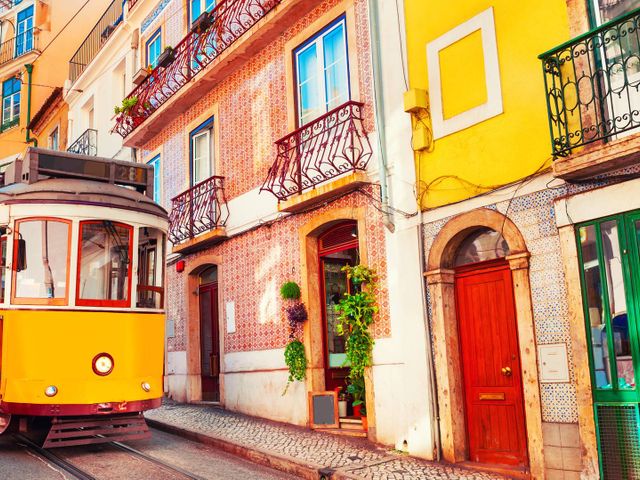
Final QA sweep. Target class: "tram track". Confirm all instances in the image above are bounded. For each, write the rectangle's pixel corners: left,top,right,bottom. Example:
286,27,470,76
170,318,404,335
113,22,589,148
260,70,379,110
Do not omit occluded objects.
14,431,205,480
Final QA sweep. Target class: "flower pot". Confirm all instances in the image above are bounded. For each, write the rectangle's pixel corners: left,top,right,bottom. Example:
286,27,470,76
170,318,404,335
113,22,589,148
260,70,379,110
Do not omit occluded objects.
191,12,212,33
338,400,347,418
157,49,175,68
361,415,368,431
132,68,149,86
353,404,362,417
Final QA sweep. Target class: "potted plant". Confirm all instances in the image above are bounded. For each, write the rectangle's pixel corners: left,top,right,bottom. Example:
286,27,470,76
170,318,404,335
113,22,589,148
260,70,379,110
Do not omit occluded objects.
337,387,348,417
286,301,307,328
280,281,301,300
132,67,150,86
282,338,307,395
157,46,175,68
346,376,365,417
114,96,139,115
191,11,213,33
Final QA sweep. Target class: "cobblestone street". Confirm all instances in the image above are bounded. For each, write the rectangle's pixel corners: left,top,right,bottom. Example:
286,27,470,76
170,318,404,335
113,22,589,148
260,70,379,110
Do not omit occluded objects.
146,403,510,479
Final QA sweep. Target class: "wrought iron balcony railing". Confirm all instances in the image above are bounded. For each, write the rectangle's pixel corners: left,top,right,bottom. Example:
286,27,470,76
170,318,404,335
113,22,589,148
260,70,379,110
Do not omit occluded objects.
128,0,140,11
69,0,123,84
540,8,640,157
169,175,229,245
261,101,373,201
112,0,281,138
67,129,98,156
0,28,38,66
0,0,20,14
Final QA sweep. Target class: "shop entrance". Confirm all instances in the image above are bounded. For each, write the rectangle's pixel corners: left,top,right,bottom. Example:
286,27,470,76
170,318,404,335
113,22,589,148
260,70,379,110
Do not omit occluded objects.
318,221,359,392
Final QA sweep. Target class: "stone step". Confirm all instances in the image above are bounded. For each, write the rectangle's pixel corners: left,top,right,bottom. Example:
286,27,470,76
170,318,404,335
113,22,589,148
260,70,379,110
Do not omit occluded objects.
316,427,367,438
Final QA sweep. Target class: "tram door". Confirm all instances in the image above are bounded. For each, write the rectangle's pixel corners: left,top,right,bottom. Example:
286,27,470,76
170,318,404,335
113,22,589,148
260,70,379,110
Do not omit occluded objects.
199,267,220,401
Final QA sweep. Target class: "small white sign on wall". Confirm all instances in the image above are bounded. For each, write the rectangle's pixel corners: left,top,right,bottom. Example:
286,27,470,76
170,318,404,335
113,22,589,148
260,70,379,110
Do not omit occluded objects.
226,301,236,333
538,343,570,383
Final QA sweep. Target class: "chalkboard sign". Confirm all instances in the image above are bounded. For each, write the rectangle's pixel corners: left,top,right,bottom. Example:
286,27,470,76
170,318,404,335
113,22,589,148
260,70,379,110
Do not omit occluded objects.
308,391,339,429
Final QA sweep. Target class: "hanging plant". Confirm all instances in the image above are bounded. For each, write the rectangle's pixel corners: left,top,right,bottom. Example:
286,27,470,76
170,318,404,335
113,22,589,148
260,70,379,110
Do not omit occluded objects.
283,338,307,395
286,301,307,327
280,281,301,300
114,96,139,115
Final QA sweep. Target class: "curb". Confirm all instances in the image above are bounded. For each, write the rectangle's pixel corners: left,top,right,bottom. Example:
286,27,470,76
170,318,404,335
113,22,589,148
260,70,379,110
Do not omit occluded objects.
146,418,336,480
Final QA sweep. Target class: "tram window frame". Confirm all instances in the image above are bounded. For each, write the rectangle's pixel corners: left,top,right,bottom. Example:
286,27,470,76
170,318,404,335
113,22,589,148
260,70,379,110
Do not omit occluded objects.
136,227,165,309
11,217,72,306
76,220,134,308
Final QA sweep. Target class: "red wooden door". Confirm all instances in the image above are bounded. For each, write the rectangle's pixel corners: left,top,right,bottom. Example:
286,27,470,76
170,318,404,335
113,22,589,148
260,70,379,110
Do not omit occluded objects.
455,261,528,467
199,282,220,401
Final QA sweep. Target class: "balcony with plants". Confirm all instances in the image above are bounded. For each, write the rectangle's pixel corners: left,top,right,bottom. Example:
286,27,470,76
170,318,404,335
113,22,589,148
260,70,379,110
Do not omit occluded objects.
112,0,319,146
260,101,373,213
169,175,230,254
540,8,640,179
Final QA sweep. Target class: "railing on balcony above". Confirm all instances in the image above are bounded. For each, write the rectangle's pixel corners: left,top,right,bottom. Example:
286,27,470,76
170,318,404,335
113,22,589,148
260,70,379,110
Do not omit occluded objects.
67,129,98,156
112,0,282,138
128,0,140,11
0,0,20,14
540,8,640,157
261,101,373,201
0,28,38,66
169,175,229,245
69,0,123,84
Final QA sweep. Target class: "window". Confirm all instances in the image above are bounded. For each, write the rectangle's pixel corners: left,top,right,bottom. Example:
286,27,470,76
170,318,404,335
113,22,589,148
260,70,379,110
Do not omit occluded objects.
0,236,6,302
77,221,132,307
592,0,640,24
12,218,71,305
137,227,165,309
15,5,34,57
48,126,59,150
147,154,161,204
190,117,214,185
146,28,162,69
190,0,215,25
294,17,350,126
2,78,20,130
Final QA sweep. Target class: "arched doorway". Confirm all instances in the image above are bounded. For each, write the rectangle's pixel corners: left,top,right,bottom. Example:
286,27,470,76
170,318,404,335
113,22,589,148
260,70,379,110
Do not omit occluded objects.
318,221,359,392
199,265,220,401
425,208,544,478
453,228,528,467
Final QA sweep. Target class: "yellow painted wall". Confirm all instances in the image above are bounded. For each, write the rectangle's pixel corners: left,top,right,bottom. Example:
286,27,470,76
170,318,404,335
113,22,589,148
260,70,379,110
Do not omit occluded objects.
405,1,571,209
0,0,111,161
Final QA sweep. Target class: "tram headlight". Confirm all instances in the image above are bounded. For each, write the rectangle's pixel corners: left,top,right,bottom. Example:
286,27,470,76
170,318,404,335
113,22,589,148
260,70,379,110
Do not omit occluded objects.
44,385,58,397
92,353,114,376
141,382,151,392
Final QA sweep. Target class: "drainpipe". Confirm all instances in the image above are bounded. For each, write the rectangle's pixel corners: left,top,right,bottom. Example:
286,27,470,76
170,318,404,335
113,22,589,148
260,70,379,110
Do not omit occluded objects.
368,0,393,233
24,63,37,147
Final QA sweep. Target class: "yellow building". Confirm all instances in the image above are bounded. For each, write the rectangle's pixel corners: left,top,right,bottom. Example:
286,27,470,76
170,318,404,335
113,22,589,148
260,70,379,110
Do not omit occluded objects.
402,0,640,479
0,0,110,162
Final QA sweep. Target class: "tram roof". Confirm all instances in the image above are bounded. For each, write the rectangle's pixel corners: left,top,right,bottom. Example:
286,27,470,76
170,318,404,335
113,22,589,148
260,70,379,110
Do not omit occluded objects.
0,148,167,218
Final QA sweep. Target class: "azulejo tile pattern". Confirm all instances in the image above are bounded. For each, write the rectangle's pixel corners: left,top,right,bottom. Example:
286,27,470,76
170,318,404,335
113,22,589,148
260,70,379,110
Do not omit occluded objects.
141,0,172,33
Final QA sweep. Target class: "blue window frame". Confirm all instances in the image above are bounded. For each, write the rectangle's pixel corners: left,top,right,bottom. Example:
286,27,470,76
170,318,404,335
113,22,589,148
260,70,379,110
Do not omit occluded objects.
189,117,214,186
146,28,162,69
15,5,34,57
147,155,161,204
294,16,350,127
190,0,216,25
2,78,20,129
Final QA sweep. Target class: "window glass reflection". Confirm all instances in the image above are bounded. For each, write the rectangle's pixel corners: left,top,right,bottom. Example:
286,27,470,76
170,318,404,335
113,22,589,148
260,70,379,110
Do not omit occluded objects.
137,227,165,309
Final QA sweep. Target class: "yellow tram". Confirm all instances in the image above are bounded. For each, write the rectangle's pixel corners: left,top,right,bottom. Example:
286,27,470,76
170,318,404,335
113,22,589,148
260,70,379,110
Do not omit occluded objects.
0,148,167,447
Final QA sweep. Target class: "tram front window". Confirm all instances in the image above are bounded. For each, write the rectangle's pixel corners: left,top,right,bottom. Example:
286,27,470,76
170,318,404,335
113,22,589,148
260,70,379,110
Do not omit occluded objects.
137,227,165,309
13,219,70,303
78,221,132,306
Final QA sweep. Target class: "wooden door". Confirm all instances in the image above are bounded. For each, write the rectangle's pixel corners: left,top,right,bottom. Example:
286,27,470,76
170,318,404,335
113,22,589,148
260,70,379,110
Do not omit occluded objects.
199,282,220,401
455,261,528,467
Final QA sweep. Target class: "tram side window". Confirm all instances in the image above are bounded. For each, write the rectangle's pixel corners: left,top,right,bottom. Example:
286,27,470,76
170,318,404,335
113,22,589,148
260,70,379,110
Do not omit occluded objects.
137,227,165,309
1,236,6,302
77,221,132,306
13,219,70,303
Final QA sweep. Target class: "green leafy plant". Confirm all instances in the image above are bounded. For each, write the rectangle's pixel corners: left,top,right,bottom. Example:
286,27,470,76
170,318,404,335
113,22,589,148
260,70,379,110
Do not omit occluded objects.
346,376,365,408
114,96,139,115
283,339,307,395
280,281,301,300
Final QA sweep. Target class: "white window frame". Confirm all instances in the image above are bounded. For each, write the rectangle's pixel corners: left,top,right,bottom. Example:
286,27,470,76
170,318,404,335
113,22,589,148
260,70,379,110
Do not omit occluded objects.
147,154,162,204
191,129,213,185
48,125,60,150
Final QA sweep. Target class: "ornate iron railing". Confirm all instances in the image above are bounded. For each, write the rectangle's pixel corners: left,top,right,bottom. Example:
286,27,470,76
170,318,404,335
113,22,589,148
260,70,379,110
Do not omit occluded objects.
0,1,20,14
69,0,123,84
128,0,140,11
261,101,372,201
67,129,98,156
0,28,38,66
112,0,281,138
169,175,229,244
540,8,640,156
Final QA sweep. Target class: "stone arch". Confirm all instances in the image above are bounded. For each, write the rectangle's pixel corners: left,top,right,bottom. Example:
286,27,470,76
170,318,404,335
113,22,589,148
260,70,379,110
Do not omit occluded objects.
424,208,544,479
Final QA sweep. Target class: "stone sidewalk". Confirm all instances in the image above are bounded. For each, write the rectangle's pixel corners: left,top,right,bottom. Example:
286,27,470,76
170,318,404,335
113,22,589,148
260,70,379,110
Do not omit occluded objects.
145,402,511,480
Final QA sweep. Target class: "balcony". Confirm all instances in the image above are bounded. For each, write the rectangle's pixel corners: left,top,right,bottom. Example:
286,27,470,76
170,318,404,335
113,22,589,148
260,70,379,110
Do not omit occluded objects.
540,8,640,179
0,28,38,67
0,1,20,14
261,101,372,213
67,129,97,156
112,0,318,146
69,0,123,84
169,175,229,253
